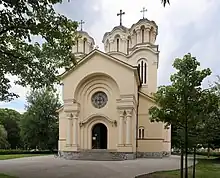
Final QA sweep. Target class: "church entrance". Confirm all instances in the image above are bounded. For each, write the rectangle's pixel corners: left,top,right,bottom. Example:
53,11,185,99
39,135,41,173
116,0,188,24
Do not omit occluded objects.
92,123,107,149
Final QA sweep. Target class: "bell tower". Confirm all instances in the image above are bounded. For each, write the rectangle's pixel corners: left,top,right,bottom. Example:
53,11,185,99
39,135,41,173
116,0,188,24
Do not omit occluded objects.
72,20,95,60
102,8,159,94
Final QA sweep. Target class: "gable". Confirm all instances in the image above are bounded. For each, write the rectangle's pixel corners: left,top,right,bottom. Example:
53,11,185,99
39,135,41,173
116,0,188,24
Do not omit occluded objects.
61,50,141,101
60,49,139,81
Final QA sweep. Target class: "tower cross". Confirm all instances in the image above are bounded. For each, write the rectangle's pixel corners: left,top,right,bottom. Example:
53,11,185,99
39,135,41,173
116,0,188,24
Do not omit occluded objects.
117,9,125,26
79,20,85,31
140,7,147,19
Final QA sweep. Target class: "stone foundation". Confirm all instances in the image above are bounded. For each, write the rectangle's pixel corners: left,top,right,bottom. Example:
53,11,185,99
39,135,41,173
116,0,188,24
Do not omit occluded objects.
58,150,171,160
59,150,136,161
136,151,171,158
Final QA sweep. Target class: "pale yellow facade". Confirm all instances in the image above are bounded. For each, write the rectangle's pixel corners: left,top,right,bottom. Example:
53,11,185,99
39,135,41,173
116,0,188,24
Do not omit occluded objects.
58,18,171,159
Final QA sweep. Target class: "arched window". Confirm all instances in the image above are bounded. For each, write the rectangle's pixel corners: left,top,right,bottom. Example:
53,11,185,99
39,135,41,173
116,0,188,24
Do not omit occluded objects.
141,26,145,43
117,38,119,52
138,127,145,139
115,34,120,52
138,59,148,85
133,30,137,45
127,36,131,55
76,39,79,52
83,38,87,53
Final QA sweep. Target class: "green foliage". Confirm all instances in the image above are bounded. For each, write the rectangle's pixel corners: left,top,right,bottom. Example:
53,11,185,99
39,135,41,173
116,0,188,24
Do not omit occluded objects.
0,125,10,149
149,53,211,146
0,0,78,101
0,109,22,149
20,88,60,150
0,149,55,155
149,53,212,178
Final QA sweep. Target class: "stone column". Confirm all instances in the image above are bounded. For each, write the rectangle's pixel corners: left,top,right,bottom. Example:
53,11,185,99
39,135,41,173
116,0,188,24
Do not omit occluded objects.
146,28,150,43
66,113,73,146
126,109,132,145
118,110,125,145
72,112,79,146
136,29,141,44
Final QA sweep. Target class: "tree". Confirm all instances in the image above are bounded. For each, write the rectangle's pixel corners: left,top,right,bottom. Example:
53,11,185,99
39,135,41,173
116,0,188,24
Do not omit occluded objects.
0,124,10,149
161,0,170,6
199,80,220,154
149,53,211,178
0,108,22,149
0,0,78,101
20,88,60,150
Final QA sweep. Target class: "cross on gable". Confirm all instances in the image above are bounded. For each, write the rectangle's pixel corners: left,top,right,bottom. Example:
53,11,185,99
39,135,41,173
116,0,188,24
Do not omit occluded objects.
140,7,147,19
78,20,85,31
117,9,125,26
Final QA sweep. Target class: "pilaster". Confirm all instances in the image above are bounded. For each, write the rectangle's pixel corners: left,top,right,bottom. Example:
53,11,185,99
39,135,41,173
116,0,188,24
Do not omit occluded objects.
66,113,73,147
125,109,132,146
64,99,80,151
118,109,125,146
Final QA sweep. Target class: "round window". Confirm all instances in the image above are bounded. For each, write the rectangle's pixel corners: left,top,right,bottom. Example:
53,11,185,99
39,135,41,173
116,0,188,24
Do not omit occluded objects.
91,91,108,109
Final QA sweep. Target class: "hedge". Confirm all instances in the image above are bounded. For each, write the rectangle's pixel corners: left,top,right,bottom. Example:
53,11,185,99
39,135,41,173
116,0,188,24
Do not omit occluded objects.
172,151,220,157
0,149,56,155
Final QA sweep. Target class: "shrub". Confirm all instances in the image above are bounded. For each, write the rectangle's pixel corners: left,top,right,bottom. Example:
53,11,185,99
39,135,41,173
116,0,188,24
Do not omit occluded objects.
0,149,55,155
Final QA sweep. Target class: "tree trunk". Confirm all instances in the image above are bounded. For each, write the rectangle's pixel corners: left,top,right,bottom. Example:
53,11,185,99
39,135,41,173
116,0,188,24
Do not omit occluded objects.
207,146,210,158
181,145,184,178
192,146,196,178
185,119,188,178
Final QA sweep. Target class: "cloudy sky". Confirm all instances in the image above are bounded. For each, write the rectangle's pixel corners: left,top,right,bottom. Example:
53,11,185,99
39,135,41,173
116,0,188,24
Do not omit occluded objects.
1,0,220,113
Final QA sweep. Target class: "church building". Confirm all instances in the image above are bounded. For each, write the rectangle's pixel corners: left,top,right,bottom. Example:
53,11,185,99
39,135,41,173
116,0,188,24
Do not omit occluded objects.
57,10,171,160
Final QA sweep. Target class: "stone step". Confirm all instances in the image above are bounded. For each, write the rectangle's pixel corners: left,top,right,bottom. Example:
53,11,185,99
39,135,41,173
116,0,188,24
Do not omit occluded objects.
78,151,124,161
61,150,125,161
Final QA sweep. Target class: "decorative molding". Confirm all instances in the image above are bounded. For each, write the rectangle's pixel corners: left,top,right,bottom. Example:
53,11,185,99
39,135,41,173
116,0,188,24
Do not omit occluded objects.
118,109,126,117
137,138,164,141
66,112,73,120
59,139,66,141
125,109,133,117
80,113,116,127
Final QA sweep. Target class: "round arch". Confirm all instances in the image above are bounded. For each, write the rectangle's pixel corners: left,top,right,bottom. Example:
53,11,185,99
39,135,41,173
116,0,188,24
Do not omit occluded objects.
87,117,109,149
91,123,108,149
74,72,120,101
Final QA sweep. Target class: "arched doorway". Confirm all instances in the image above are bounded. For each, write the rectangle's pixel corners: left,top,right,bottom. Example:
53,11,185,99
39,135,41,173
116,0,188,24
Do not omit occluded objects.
92,123,107,149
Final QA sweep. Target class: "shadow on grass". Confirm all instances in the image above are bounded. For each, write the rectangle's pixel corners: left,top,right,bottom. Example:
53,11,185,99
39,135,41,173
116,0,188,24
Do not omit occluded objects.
135,157,220,178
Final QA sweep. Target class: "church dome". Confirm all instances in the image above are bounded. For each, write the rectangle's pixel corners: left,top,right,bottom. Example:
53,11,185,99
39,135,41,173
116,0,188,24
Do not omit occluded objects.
72,31,95,59
129,18,158,46
102,17,158,55
102,25,129,54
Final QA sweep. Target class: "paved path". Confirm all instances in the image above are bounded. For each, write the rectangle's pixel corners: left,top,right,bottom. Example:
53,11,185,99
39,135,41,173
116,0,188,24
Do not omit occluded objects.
0,155,193,178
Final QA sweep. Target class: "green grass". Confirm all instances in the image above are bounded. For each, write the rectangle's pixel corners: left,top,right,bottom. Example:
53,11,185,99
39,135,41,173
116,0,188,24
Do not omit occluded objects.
0,154,48,160
141,158,220,178
0,173,17,178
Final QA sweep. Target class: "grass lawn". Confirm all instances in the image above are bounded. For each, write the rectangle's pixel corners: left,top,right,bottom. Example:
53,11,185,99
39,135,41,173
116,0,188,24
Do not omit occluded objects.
0,173,17,178
0,154,48,160
139,158,220,178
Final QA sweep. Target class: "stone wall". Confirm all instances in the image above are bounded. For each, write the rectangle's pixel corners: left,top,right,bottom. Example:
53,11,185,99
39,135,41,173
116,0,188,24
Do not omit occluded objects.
58,151,171,161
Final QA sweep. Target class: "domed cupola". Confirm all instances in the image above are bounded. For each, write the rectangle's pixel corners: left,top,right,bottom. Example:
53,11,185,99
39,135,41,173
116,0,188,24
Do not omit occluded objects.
102,25,129,54
72,30,95,60
129,18,158,48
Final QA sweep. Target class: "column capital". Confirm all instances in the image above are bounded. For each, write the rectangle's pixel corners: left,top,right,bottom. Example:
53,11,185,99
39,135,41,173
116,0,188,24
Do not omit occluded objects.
125,109,133,117
146,27,151,32
72,111,79,119
118,109,125,117
66,111,79,120
66,112,73,120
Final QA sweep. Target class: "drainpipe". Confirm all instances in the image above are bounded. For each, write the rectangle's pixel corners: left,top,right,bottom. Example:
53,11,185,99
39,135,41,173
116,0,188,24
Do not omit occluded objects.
136,85,141,158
